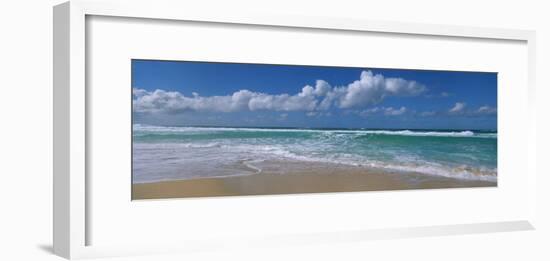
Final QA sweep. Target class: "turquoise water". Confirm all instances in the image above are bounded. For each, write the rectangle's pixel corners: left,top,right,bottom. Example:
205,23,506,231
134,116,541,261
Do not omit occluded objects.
132,124,497,183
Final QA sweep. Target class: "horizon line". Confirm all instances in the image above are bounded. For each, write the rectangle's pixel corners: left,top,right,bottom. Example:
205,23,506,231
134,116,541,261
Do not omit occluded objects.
132,123,497,132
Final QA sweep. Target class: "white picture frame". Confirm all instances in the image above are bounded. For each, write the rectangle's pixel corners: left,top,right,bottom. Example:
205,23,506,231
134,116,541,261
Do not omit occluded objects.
53,0,537,259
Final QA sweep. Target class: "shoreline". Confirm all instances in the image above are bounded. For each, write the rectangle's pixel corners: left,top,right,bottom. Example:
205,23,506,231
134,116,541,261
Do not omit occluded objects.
132,162,496,200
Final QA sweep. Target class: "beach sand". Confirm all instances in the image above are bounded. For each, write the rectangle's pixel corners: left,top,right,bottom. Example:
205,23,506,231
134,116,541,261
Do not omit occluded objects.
132,160,496,200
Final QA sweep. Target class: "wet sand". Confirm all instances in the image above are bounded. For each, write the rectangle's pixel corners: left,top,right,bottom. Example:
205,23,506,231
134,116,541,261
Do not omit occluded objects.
132,161,496,200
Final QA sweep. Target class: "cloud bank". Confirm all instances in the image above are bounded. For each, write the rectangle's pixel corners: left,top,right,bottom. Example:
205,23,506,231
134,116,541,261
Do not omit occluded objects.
476,105,497,115
358,106,408,117
447,102,496,116
133,70,426,114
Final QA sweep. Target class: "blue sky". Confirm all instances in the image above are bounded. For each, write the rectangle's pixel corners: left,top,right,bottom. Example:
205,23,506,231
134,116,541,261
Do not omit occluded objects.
132,60,497,130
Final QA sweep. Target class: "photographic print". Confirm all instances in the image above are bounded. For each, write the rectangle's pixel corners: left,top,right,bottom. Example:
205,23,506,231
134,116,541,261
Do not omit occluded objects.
132,60,497,199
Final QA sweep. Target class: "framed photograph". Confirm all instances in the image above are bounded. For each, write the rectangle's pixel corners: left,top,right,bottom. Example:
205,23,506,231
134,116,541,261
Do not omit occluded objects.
54,0,537,259
131,60,499,200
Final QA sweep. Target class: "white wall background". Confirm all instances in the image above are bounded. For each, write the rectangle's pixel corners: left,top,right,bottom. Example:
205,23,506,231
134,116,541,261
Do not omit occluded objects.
0,0,548,260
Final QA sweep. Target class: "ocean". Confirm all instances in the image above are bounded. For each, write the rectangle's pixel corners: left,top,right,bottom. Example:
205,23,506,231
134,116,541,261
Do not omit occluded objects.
132,124,497,184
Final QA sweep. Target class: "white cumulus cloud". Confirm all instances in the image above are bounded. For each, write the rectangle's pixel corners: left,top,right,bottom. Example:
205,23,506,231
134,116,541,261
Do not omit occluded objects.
337,71,426,109
449,102,466,114
476,105,497,115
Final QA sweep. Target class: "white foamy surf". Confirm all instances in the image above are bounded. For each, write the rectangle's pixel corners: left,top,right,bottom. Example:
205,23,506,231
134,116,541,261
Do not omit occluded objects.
132,125,497,183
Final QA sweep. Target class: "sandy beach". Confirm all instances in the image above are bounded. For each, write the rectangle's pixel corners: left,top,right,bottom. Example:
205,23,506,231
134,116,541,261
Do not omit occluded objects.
132,161,495,200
